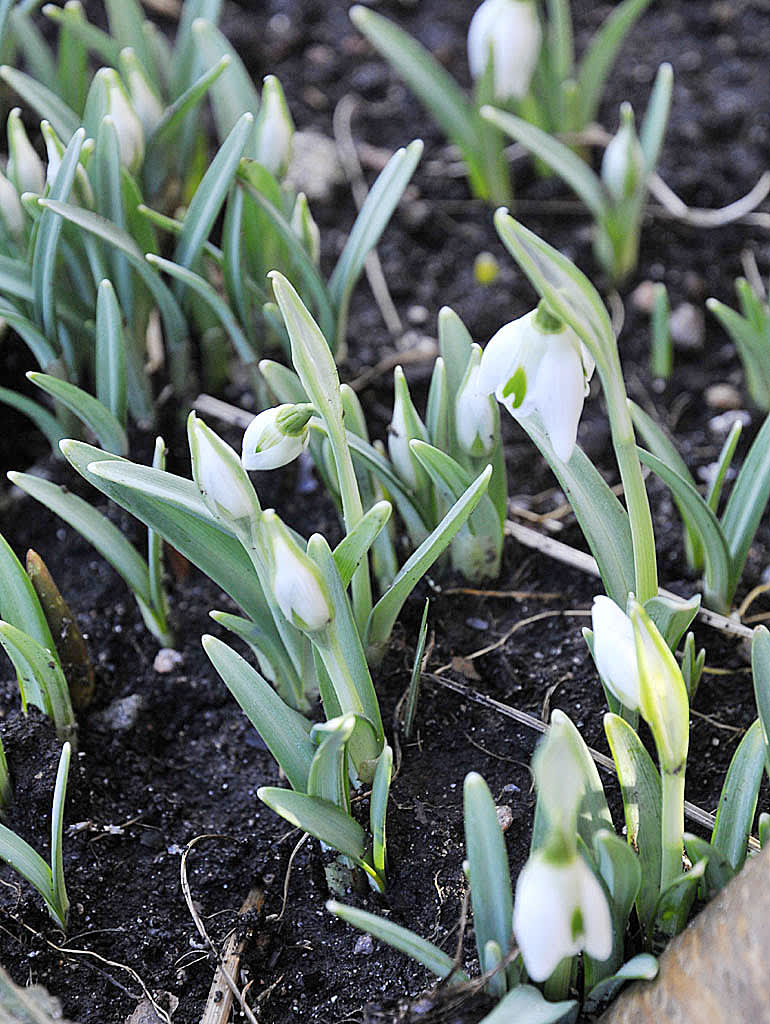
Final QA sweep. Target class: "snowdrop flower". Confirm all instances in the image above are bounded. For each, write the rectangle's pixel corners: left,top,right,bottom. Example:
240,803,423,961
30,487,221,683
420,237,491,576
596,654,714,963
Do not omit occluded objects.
513,849,613,981
455,345,497,457
0,169,24,237
262,511,333,633
601,103,645,203
591,595,640,711
188,413,257,523
6,108,45,195
255,75,294,179
478,303,595,462
242,403,313,471
467,0,542,102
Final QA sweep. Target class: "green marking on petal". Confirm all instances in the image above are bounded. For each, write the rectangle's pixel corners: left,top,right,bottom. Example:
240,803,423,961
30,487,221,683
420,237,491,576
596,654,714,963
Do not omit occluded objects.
502,366,527,408
570,905,584,941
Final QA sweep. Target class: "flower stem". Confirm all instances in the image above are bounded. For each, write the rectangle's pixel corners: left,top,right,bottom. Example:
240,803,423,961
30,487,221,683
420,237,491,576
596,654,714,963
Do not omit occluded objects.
660,768,685,890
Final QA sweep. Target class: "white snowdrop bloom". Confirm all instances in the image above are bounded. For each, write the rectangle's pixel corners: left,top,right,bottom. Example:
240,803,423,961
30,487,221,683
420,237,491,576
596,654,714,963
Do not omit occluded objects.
242,405,311,471
467,0,542,101
513,850,613,982
591,595,641,711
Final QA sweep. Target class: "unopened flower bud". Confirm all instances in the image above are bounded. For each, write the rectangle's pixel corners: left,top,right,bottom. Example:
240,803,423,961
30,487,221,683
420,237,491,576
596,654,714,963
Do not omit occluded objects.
291,192,321,266
119,48,164,135
242,403,313,471
7,108,45,195
0,168,24,237
188,412,258,524
86,68,145,174
467,0,542,102
254,75,294,179
601,103,645,203
388,366,429,491
455,344,497,457
262,510,333,633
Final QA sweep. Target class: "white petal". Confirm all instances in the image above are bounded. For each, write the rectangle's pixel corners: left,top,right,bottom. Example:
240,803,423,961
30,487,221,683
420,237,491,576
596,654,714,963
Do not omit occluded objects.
592,596,640,710
241,408,307,470
477,310,539,399
195,428,254,520
492,2,542,100
513,856,581,982
532,332,585,462
576,858,614,963
467,0,499,80
272,536,331,632
456,363,496,456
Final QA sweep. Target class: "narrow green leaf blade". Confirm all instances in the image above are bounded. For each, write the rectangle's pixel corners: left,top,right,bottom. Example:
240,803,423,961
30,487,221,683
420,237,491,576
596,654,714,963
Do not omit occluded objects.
0,64,80,140
464,772,513,969
711,719,764,871
95,280,127,425
0,823,60,927
721,413,770,597
28,373,128,456
478,985,577,1024
333,501,391,588
0,531,55,655
258,787,366,862
370,745,392,879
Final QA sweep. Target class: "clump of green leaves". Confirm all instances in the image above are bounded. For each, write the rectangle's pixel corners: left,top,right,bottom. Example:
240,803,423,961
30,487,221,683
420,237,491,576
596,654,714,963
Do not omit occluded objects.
708,269,770,411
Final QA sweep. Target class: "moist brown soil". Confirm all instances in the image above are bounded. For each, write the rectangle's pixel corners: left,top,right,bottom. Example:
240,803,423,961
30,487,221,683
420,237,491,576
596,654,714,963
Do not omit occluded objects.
1,2,770,1022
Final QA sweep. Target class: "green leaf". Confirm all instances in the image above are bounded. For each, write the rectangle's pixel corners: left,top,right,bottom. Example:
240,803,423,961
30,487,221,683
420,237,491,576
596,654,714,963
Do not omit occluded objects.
522,416,635,607
752,626,770,778
706,420,742,515
682,834,734,898
370,745,392,880
94,280,127,426
146,254,255,363
258,787,366,862
639,63,673,170
0,822,61,928
604,713,661,931
59,444,268,626
493,211,615,366
38,199,191,391
0,531,56,656
584,954,658,1015
0,388,66,452
332,501,391,588
711,719,764,872
33,128,85,342
404,599,429,740
307,714,355,809
576,0,653,127
28,373,128,456
0,64,80,141
643,593,700,652
653,858,706,938
104,0,156,87
463,772,513,973
326,900,465,981
0,254,34,303
0,302,58,370
174,112,254,272
587,830,641,983
50,741,70,927
348,6,486,197
42,3,122,66
328,140,422,346
203,635,314,792
707,298,770,409
0,622,74,740
191,18,259,147
478,985,578,1024
721,413,770,599
366,465,491,654
482,107,605,217
637,447,731,612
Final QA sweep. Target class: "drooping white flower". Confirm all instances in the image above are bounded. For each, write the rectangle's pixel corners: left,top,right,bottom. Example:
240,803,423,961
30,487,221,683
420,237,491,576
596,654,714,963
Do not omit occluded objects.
188,412,257,523
591,595,641,711
255,75,294,179
455,345,497,457
513,850,613,982
467,0,542,102
241,404,312,471
262,511,333,633
601,103,645,203
478,305,595,462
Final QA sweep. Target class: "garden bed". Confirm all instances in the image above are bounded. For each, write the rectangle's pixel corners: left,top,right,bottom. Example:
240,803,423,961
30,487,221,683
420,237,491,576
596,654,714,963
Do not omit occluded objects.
1,1,769,1022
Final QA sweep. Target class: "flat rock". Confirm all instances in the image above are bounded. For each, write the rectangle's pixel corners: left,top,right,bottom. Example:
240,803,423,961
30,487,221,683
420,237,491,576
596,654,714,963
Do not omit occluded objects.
285,130,344,201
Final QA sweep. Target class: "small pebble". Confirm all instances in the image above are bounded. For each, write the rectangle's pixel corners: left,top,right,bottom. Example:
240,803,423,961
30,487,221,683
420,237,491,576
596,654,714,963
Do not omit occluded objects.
708,409,751,436
285,131,344,201
354,934,374,956
496,805,513,832
631,280,658,314
465,617,488,631
705,383,742,411
670,303,705,350
93,694,143,733
153,648,183,674
406,304,429,326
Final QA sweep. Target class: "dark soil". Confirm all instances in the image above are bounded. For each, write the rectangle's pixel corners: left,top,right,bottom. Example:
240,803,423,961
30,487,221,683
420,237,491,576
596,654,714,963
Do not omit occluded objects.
1,1,770,1023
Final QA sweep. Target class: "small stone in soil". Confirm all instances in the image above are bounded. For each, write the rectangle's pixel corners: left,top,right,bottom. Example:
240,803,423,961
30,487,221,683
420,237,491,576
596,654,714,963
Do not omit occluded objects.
465,617,488,631
496,805,513,832
631,280,658,314
708,409,751,436
705,383,742,410
670,303,705,350
153,648,183,674
92,694,143,732
354,934,375,955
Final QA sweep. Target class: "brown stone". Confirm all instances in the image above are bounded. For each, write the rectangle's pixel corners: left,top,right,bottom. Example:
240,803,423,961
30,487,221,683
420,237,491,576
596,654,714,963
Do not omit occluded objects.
600,846,770,1023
